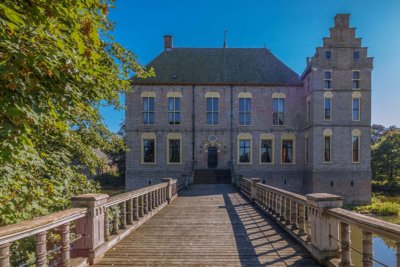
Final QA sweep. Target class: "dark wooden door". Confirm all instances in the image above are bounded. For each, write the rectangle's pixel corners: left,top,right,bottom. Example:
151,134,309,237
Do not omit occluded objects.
208,147,218,168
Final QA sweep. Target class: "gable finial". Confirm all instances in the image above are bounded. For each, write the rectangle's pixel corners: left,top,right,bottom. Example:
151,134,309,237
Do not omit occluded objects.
223,30,228,48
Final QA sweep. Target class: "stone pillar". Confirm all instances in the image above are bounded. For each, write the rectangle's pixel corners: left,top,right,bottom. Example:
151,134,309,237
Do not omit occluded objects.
0,243,10,267
71,193,109,262
362,231,373,267
127,198,133,225
120,202,127,229
143,194,148,214
104,207,110,241
285,198,291,225
133,197,139,220
162,178,173,203
290,201,298,230
306,193,343,261
298,204,306,235
35,231,47,267
60,223,70,267
339,222,353,267
250,178,262,203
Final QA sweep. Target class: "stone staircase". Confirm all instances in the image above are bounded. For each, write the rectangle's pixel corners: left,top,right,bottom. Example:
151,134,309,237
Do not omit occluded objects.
193,169,231,184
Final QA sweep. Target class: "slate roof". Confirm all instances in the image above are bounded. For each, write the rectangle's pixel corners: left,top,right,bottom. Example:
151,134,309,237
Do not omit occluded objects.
133,48,302,86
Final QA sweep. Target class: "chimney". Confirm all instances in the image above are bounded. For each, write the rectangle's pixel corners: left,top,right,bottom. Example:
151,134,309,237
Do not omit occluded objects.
334,14,350,28
164,35,173,50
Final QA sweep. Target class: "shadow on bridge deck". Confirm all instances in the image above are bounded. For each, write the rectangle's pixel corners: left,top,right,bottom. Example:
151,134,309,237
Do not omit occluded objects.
92,184,321,267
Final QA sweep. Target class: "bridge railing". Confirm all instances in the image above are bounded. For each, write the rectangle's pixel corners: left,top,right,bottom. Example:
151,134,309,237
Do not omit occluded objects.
0,178,178,267
239,177,400,267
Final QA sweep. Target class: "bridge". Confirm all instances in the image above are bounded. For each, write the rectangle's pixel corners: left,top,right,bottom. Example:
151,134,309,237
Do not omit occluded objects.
1,177,400,267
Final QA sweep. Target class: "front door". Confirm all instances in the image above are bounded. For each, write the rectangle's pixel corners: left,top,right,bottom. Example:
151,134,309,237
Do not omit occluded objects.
208,147,218,168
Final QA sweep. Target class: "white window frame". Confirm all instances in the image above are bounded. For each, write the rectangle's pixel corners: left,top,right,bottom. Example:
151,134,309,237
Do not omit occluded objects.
352,70,360,90
324,70,332,90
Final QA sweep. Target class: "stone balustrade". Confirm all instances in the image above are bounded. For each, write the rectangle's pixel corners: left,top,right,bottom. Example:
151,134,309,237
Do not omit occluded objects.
239,177,400,267
0,179,178,267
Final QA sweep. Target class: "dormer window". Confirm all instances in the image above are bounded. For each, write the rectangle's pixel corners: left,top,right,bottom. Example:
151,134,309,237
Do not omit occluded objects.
353,51,360,59
325,51,332,59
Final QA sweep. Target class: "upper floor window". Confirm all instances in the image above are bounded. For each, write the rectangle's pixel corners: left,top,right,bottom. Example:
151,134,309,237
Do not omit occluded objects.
352,129,361,163
323,129,333,163
352,98,360,121
167,133,182,164
207,98,219,125
324,71,332,89
238,133,252,164
325,50,332,59
272,93,285,126
306,98,311,124
352,71,360,89
239,95,251,125
305,136,309,163
260,134,274,164
143,97,155,125
324,97,332,121
353,51,360,59
168,97,181,124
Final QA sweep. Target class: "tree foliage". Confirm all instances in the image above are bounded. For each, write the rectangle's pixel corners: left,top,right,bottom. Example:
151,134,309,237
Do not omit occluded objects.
0,0,153,225
372,127,400,183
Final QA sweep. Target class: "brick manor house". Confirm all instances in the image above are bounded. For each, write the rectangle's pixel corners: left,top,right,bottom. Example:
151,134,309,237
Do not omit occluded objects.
127,14,373,203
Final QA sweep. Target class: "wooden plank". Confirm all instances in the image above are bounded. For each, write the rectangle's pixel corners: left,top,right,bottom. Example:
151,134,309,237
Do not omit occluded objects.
92,184,321,266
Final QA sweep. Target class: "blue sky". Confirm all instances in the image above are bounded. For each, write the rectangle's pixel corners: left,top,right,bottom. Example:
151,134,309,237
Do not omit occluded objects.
100,0,400,132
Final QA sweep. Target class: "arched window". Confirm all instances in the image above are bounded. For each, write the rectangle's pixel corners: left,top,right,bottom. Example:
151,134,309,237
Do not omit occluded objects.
323,92,333,121
352,129,361,163
352,92,361,121
323,129,333,163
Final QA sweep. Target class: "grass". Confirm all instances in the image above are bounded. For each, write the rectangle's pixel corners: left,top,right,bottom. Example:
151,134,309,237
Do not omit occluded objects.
351,196,400,216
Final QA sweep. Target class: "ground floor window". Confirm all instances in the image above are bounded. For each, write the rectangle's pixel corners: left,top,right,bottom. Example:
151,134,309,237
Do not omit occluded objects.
143,139,155,163
260,139,273,163
352,135,360,163
281,140,294,163
168,139,181,163
239,140,251,163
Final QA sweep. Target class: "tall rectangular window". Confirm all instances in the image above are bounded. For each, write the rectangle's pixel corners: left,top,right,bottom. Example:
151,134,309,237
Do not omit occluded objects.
143,139,155,163
324,136,331,163
207,98,219,125
305,137,309,163
352,98,360,121
143,97,154,124
324,98,331,120
168,97,181,124
239,139,251,163
352,71,360,89
353,51,360,59
261,139,273,163
324,71,332,89
352,136,360,163
306,100,311,124
282,140,293,163
168,139,181,163
273,98,285,125
239,98,251,125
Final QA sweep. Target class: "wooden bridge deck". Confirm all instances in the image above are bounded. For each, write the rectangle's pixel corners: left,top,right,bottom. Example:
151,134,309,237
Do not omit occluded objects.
92,184,321,266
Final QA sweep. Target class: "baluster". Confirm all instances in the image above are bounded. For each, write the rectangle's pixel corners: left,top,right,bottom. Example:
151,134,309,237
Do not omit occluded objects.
134,197,139,220
60,223,70,267
269,191,273,211
285,198,291,225
290,201,298,230
120,202,127,229
397,242,400,267
152,191,156,209
298,204,306,235
157,189,160,206
339,222,352,267
148,192,153,211
362,231,373,267
104,207,110,241
0,243,10,267
127,198,133,225
280,196,286,221
272,192,276,214
35,231,47,267
276,194,280,217
306,206,312,242
112,207,119,234
144,194,148,214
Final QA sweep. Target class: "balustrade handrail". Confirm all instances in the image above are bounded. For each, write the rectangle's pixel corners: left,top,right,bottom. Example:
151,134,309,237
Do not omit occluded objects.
327,207,400,241
0,208,87,245
256,182,307,205
106,182,169,208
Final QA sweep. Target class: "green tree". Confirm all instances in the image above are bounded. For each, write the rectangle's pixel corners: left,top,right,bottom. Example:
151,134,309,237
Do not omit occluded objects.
0,0,153,225
372,129,400,183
